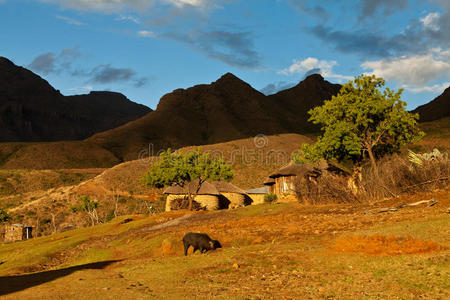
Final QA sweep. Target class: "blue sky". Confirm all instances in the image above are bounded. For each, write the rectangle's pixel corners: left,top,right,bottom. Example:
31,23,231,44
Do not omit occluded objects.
1,0,449,110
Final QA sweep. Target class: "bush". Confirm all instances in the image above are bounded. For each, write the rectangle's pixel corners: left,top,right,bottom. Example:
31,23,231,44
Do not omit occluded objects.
294,150,449,204
169,198,204,211
295,173,358,204
105,210,115,222
264,193,278,203
0,208,10,223
360,150,449,200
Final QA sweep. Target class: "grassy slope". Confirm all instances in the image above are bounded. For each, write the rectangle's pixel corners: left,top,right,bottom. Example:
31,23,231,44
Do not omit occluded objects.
416,117,450,149
0,133,311,236
0,115,447,171
0,190,449,299
0,141,120,170
0,169,104,198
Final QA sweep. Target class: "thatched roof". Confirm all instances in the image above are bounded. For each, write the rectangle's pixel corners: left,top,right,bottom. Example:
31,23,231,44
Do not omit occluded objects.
269,161,314,179
263,177,275,185
246,187,269,194
269,160,349,179
212,181,246,194
163,181,219,195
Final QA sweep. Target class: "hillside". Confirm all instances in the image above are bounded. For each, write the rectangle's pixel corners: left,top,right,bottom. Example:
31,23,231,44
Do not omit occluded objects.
0,141,120,169
0,69,448,170
0,57,151,142
0,190,448,299
413,86,450,122
0,133,312,236
87,73,341,161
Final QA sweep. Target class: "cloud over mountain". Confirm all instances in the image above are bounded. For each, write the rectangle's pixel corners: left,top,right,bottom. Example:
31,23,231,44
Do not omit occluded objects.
163,29,262,69
28,48,150,87
362,48,450,93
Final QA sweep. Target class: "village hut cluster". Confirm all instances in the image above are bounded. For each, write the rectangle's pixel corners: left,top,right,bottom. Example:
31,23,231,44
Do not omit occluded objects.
164,161,346,211
164,160,349,211
164,181,251,211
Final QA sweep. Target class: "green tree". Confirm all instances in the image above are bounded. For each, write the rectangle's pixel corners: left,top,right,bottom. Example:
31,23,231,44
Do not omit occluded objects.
293,75,424,176
70,196,100,226
0,208,10,223
143,148,233,210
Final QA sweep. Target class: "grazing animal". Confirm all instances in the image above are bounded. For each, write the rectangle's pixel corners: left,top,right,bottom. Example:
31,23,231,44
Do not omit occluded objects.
182,232,222,256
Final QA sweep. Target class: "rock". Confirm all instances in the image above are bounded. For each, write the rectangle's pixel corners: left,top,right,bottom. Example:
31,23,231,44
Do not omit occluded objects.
162,239,175,255
251,237,263,244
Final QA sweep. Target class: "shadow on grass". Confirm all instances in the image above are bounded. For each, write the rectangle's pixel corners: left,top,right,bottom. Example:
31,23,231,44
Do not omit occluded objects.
0,260,121,296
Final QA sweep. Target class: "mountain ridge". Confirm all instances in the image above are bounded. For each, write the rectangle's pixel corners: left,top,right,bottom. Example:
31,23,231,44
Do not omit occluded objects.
87,73,341,161
412,86,450,122
0,57,151,142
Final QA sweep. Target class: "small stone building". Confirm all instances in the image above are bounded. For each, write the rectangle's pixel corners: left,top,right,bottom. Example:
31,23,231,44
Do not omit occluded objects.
164,181,221,211
245,186,270,205
268,160,348,199
212,181,250,208
164,181,250,211
4,224,33,242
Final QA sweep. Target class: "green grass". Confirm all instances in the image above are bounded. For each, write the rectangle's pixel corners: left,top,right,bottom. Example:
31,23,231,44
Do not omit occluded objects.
233,202,289,217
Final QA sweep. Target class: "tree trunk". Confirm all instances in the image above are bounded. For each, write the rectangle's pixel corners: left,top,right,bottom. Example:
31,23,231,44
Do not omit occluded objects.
188,192,193,211
367,147,379,178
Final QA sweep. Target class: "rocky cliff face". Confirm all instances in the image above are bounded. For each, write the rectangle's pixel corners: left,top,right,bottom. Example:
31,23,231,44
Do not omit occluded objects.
0,57,151,142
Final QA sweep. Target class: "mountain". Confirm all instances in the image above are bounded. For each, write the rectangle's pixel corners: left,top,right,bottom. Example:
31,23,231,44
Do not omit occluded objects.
412,86,450,122
0,57,151,142
87,73,341,160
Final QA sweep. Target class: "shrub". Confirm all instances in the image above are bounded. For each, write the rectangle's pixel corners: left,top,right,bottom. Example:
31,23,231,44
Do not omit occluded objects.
294,150,449,203
0,208,10,223
264,193,277,203
295,173,357,204
105,210,115,222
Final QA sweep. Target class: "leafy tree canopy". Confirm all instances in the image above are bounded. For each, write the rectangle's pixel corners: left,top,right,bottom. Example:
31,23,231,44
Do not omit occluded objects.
293,75,424,173
143,148,233,209
0,208,10,223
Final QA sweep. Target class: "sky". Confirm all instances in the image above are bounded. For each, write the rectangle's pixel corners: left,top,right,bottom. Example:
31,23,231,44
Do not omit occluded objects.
1,0,449,110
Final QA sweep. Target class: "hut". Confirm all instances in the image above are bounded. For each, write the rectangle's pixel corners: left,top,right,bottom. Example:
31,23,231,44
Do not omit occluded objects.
246,186,269,205
263,177,275,194
268,160,347,199
4,224,33,242
164,181,252,211
268,162,314,197
164,181,220,211
212,181,250,209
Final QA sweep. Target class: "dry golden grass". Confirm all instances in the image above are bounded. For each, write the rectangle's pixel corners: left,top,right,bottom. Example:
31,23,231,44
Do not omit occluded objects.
0,141,120,169
0,189,449,299
331,234,442,255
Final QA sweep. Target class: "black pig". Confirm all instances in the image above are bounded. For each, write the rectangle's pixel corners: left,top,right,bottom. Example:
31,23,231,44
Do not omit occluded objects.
182,232,222,256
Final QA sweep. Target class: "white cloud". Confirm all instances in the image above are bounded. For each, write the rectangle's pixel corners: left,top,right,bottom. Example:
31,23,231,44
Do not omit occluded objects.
138,30,157,38
362,49,450,93
56,15,85,26
165,0,207,7
404,82,450,93
41,0,154,13
40,0,215,13
69,85,93,93
116,15,140,23
421,12,440,31
278,57,352,82
361,50,450,86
